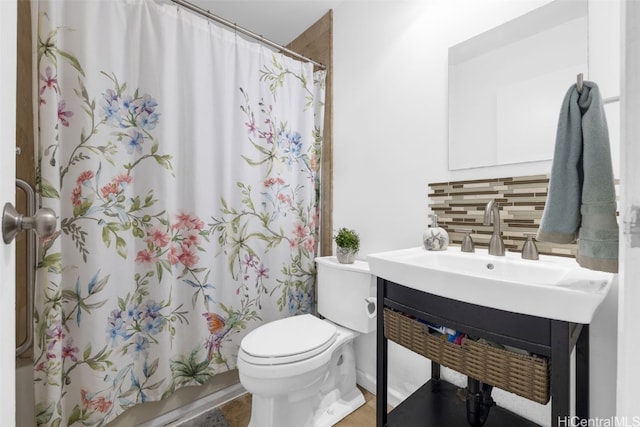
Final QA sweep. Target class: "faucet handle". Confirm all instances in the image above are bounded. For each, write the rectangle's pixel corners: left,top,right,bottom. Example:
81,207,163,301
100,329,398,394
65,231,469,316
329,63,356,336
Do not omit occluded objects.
522,232,539,260
455,228,475,253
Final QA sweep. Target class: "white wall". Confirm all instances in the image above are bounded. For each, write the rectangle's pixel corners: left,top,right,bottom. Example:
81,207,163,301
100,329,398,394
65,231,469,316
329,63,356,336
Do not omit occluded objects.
333,0,620,424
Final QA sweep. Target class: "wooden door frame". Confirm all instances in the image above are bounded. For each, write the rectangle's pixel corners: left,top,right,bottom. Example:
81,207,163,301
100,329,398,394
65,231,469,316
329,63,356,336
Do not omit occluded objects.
287,10,334,257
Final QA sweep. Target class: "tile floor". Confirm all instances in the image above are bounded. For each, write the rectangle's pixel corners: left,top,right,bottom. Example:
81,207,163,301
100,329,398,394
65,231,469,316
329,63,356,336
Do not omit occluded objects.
218,386,378,427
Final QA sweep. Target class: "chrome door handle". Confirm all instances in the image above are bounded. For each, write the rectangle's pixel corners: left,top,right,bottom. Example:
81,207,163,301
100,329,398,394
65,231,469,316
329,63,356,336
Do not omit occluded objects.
2,202,57,244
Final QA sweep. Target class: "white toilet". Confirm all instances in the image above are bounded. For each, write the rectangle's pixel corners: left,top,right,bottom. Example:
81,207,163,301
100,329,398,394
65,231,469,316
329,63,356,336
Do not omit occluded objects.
237,256,376,427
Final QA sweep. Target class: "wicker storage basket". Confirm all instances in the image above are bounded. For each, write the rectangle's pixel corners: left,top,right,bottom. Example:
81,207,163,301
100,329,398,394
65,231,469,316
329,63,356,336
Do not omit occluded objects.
383,308,550,404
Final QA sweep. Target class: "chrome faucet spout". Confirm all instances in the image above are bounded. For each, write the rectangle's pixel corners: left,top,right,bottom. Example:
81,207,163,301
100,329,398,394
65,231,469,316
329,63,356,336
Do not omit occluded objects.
483,200,505,256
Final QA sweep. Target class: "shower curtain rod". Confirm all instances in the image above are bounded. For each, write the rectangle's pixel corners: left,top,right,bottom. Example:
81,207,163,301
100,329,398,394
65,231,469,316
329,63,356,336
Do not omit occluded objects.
170,0,326,70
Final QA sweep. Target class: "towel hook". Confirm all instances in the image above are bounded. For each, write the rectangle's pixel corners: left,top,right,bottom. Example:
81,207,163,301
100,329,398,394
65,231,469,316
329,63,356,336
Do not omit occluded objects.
577,73,584,94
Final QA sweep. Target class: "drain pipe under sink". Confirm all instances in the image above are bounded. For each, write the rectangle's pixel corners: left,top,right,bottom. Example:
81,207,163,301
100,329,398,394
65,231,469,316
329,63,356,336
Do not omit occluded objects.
466,377,495,427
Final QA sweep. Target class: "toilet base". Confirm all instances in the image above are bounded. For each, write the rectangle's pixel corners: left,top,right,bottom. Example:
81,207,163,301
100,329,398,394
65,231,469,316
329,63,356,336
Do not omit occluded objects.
247,382,365,427
312,387,365,427
243,328,364,427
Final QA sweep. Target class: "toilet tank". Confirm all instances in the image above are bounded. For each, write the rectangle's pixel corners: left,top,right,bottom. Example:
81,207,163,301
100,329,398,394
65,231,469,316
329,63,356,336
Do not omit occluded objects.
316,256,376,334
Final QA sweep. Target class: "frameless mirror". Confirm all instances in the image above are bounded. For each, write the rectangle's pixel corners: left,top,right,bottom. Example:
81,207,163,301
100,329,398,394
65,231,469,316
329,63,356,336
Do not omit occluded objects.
448,0,588,170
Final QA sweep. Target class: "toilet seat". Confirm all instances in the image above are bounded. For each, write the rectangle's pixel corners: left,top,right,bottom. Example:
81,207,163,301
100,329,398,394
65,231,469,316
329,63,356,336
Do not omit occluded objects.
240,314,337,365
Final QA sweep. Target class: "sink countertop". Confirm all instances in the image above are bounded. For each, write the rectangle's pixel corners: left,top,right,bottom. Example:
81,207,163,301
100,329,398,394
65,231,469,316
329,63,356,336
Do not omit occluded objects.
367,247,613,324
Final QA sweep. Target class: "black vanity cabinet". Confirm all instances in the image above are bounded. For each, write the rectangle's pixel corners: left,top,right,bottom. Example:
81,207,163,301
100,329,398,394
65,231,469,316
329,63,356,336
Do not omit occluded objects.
376,277,590,427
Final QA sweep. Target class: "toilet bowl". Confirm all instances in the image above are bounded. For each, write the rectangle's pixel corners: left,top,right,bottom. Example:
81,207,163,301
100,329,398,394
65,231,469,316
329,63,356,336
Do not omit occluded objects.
237,256,376,427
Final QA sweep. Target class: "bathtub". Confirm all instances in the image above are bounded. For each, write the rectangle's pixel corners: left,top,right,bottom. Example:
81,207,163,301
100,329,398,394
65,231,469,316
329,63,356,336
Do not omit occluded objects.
16,357,35,427
15,359,245,426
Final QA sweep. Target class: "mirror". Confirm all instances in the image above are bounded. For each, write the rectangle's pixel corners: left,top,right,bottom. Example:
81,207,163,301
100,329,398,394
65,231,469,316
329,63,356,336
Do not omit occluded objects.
448,0,588,170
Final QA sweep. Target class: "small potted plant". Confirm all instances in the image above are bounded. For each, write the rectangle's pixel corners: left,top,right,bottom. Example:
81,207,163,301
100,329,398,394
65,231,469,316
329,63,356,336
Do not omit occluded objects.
334,227,360,264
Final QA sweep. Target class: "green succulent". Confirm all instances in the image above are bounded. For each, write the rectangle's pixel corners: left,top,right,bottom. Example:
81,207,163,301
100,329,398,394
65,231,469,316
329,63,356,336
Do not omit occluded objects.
334,227,360,252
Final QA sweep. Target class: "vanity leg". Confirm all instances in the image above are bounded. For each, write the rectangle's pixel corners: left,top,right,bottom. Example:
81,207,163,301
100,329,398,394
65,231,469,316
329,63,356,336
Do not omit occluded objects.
551,321,571,427
377,278,387,427
576,324,590,420
431,361,441,381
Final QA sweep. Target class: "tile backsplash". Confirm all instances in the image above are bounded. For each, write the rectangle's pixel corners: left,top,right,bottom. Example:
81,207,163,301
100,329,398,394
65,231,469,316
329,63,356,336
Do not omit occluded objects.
429,174,576,257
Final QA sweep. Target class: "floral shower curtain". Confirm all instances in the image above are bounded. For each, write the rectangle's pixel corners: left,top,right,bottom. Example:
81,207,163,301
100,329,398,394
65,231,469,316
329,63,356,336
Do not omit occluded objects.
33,0,325,425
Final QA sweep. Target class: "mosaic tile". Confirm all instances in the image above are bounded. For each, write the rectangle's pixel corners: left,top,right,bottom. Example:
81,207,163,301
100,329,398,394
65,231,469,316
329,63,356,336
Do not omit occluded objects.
428,174,580,257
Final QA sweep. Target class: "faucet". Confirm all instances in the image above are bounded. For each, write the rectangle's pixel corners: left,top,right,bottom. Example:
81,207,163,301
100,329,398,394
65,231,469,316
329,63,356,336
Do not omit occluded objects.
455,228,475,253
483,200,505,256
521,232,539,260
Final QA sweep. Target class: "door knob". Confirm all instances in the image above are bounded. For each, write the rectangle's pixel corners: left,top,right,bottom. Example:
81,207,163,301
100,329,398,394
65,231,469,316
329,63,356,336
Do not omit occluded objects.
2,202,57,244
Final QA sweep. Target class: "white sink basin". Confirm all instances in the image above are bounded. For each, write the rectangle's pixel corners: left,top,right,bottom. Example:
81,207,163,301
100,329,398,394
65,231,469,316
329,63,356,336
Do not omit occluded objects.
367,247,613,323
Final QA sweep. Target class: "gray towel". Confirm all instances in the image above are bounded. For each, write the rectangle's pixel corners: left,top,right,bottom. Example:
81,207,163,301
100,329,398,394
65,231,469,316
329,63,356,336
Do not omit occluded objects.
537,81,618,273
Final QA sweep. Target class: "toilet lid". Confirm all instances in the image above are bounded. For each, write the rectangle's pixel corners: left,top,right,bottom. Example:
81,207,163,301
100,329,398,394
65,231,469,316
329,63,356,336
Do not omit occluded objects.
241,314,337,364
